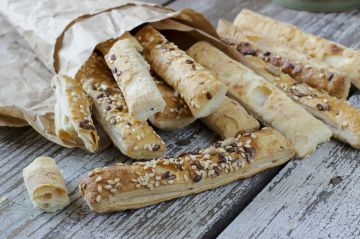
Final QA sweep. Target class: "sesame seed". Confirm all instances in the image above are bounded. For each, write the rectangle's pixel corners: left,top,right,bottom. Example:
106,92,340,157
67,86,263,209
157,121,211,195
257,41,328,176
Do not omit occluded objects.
114,178,120,183
168,180,175,184
97,185,102,193
107,180,115,185
133,145,139,151
96,195,101,203
95,176,102,183
131,179,138,183
136,135,141,141
94,168,104,174
105,185,112,189
88,171,95,177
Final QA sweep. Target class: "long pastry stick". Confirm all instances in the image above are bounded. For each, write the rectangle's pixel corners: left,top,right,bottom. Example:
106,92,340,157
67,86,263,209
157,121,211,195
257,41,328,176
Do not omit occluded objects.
79,127,295,213
135,25,227,118
217,19,350,99
234,9,360,89
77,53,166,160
52,74,99,152
188,41,332,158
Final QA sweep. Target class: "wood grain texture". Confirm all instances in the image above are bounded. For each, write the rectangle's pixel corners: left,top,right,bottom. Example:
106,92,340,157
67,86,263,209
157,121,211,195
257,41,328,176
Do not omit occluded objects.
219,93,360,239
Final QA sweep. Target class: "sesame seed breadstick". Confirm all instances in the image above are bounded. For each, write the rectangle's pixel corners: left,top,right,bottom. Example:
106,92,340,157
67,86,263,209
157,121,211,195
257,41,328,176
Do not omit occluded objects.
23,156,70,212
151,77,260,137
149,78,196,130
234,9,360,90
52,75,99,152
135,25,227,119
77,53,166,160
79,127,295,213
217,20,350,99
188,41,332,158
237,54,360,149
104,33,166,121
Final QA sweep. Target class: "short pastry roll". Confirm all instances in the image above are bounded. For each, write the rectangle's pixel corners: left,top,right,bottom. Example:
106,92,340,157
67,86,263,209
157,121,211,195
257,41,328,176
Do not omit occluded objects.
135,25,227,118
233,9,360,89
238,54,360,149
23,156,70,212
52,74,99,152
78,53,166,160
79,127,295,213
202,97,260,139
188,41,332,157
217,19,350,99
104,33,166,121
150,78,196,130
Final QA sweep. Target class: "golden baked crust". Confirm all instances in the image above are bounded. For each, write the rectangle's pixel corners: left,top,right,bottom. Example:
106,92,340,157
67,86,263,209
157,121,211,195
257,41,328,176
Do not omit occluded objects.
188,41,332,157
135,25,227,118
52,74,99,152
217,19,350,99
104,34,165,121
79,127,295,213
233,9,360,90
77,52,166,160
23,157,70,212
237,54,360,149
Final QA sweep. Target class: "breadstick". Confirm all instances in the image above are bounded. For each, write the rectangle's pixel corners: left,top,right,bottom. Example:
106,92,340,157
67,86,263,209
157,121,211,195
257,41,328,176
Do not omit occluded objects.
23,156,70,212
188,41,332,157
77,53,166,160
52,74,99,152
79,127,295,213
104,33,165,121
217,19,350,99
135,25,227,118
237,54,360,149
233,9,360,89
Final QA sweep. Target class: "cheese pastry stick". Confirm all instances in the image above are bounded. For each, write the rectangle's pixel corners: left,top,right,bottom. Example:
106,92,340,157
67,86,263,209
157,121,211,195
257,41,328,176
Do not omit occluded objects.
23,156,70,212
104,33,165,121
233,9,360,89
188,41,332,157
135,25,227,118
77,53,166,160
79,127,295,213
217,19,350,99
237,54,360,149
52,74,99,152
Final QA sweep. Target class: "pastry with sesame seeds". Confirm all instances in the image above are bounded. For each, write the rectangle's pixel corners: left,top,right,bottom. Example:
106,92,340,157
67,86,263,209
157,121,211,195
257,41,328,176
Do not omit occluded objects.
188,41,332,158
23,156,70,212
52,74,99,153
77,52,166,160
217,19,350,99
234,9,360,90
236,53,360,149
100,32,166,122
135,25,227,119
79,127,295,213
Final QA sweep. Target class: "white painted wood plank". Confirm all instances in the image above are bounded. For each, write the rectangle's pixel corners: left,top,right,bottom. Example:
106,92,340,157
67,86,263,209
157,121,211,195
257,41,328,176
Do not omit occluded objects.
219,93,360,239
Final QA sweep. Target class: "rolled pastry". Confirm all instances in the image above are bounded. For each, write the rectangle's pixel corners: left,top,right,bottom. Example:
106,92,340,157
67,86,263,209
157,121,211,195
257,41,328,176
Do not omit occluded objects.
79,127,295,213
217,19,350,99
52,74,99,152
188,41,332,157
104,33,166,121
135,25,227,118
150,78,196,130
23,156,70,212
233,9,360,89
237,54,360,149
77,53,166,160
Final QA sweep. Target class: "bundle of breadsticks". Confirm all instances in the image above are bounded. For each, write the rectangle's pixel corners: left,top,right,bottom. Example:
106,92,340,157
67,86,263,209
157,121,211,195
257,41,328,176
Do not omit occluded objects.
48,9,360,213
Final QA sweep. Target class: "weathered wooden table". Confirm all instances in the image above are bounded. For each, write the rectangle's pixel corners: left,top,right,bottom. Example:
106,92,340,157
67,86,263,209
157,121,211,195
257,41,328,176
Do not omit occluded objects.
1,0,360,238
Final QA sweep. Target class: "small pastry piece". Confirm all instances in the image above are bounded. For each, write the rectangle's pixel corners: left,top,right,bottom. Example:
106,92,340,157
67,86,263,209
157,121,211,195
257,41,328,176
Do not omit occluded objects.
23,156,70,212
233,9,360,89
202,97,260,139
135,25,227,118
217,19,350,99
188,41,332,157
236,54,360,148
52,74,99,152
150,78,196,130
104,33,165,121
79,127,295,213
77,53,166,160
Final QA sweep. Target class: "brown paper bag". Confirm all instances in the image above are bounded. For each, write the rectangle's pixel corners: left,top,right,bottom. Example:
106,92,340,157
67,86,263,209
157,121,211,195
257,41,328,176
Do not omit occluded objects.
0,0,226,149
